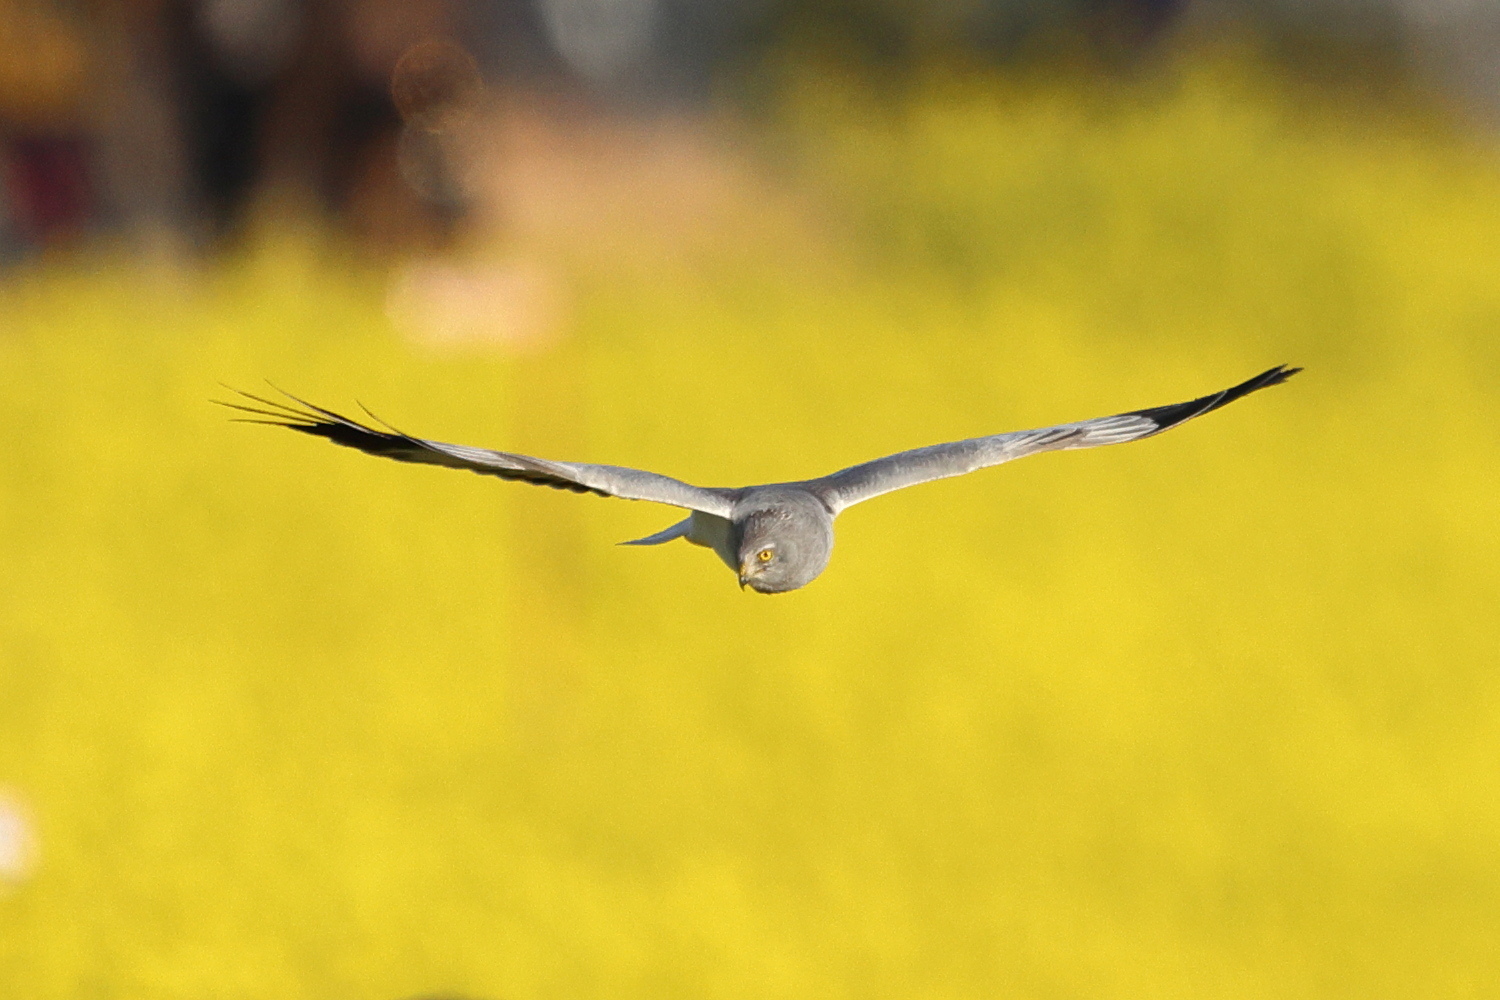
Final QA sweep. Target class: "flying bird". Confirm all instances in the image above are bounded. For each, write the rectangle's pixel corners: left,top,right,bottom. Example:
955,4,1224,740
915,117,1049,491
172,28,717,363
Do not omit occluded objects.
220,365,1298,593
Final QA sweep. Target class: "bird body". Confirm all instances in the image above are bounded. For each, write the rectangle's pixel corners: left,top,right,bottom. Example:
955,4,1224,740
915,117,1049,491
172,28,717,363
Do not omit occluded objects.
221,365,1298,593
625,488,837,591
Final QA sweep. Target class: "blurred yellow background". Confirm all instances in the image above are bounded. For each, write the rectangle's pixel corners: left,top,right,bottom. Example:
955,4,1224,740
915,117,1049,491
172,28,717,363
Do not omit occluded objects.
3,40,1500,1000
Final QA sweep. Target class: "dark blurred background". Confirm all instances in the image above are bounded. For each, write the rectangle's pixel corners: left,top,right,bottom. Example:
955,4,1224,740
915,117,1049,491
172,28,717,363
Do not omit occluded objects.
0,0,1494,260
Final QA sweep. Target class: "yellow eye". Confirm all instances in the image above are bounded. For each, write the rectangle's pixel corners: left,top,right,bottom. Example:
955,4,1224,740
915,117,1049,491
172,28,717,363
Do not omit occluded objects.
757,548,774,563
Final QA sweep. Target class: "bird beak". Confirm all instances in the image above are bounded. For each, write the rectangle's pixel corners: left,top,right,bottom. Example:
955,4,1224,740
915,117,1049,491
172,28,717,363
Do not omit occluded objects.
738,561,753,590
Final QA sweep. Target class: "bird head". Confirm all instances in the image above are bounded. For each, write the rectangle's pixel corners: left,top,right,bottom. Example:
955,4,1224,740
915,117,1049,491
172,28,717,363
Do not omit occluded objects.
735,503,833,593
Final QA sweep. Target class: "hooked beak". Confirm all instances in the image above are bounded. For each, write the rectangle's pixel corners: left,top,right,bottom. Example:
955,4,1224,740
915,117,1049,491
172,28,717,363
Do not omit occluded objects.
738,561,755,590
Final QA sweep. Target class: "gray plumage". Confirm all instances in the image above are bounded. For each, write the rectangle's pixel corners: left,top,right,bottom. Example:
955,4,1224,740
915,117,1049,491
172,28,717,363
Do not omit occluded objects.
219,365,1298,593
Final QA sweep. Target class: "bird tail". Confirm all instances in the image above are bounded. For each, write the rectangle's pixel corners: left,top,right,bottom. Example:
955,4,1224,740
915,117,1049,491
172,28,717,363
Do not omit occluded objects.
619,517,692,546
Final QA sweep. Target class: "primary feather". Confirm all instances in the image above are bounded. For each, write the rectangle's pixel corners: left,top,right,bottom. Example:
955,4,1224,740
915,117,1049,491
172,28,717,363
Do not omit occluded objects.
216,388,736,516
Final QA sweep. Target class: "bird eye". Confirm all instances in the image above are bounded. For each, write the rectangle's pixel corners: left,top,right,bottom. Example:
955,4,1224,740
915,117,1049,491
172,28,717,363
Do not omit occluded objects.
757,548,774,563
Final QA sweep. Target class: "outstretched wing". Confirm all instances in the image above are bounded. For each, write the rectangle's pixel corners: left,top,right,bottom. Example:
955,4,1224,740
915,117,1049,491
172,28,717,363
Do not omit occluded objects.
811,365,1300,514
218,387,737,517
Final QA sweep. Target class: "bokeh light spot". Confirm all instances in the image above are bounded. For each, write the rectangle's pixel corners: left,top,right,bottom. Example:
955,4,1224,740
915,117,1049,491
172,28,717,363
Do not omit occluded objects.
386,257,566,354
391,38,483,134
0,790,36,886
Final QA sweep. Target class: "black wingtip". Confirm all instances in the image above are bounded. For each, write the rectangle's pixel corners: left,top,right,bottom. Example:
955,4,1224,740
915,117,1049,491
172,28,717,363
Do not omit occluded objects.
1221,363,1301,395
1126,364,1301,432
213,384,397,452
1254,364,1302,388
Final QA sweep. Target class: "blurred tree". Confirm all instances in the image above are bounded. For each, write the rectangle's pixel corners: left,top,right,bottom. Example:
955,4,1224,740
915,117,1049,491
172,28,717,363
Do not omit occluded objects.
0,0,94,252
